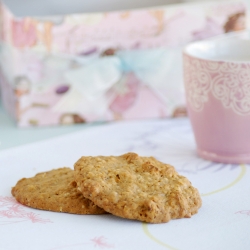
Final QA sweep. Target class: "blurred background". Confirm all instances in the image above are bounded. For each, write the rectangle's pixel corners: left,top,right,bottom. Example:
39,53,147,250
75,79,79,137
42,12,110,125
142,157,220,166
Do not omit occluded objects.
0,0,249,149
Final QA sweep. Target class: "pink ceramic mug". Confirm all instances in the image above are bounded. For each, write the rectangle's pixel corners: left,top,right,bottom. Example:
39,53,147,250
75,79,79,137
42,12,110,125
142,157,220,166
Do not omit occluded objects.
183,35,250,164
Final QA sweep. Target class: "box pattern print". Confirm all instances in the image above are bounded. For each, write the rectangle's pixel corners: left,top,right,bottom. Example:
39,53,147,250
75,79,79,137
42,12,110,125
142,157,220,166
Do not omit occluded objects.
0,1,246,126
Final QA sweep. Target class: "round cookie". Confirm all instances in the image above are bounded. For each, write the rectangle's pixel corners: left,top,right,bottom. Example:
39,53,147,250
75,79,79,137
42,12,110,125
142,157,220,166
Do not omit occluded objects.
74,153,202,223
12,167,106,215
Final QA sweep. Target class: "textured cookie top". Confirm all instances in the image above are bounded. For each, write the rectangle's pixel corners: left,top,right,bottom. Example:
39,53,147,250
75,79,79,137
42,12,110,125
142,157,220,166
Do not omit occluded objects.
74,153,202,223
12,167,106,215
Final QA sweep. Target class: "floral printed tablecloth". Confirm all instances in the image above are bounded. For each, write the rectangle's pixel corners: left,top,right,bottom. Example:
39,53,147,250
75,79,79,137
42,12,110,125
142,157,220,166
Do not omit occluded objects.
0,118,249,250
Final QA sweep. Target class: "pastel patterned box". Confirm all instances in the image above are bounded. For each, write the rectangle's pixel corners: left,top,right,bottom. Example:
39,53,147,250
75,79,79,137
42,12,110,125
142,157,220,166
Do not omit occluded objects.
0,0,246,126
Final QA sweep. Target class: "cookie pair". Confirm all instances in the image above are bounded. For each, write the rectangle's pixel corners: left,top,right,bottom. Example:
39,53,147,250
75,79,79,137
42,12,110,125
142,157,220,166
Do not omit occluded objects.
12,153,202,223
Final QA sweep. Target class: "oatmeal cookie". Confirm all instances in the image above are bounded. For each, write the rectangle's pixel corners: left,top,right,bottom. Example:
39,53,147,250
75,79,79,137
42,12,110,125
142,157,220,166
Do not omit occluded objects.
11,167,106,214
74,153,202,223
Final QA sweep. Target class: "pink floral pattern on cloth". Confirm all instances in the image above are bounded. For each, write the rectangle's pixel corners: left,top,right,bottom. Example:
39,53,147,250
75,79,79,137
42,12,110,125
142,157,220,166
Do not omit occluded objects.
235,210,250,216
183,54,250,115
0,196,52,225
49,236,114,249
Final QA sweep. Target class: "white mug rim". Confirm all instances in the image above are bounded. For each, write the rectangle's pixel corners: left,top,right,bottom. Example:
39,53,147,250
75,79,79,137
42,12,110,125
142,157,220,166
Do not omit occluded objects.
183,30,250,63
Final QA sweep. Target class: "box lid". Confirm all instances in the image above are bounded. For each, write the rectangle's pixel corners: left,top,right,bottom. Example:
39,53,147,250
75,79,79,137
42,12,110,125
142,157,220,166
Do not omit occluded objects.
2,0,180,17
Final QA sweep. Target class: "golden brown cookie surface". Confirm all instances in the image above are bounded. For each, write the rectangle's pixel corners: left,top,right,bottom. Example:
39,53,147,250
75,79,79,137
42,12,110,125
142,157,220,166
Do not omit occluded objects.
12,167,106,215
74,153,202,223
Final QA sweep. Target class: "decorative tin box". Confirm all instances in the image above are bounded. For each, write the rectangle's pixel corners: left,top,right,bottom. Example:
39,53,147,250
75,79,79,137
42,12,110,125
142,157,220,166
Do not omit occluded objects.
0,0,246,126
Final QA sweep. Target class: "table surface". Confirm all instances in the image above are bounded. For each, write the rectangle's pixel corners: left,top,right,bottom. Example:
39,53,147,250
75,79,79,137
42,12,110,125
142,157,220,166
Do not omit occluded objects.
0,115,249,250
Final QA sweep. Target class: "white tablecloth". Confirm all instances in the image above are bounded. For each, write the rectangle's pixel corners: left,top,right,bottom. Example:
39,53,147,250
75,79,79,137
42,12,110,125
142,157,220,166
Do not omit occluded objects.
0,118,249,250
